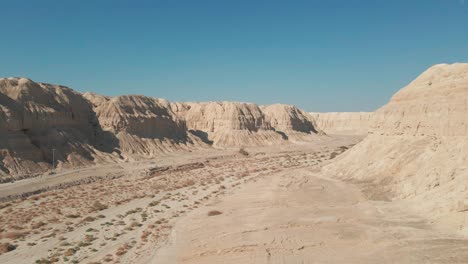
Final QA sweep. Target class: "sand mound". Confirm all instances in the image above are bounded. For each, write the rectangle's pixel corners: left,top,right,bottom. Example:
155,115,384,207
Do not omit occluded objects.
323,63,468,230
310,112,373,135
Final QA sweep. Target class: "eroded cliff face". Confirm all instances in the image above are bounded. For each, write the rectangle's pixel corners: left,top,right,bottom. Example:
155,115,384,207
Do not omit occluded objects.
83,94,208,158
169,102,324,147
310,112,373,135
263,104,317,133
262,104,323,141
372,63,468,136
0,78,110,177
323,63,468,229
86,94,186,139
0,79,324,177
170,102,284,147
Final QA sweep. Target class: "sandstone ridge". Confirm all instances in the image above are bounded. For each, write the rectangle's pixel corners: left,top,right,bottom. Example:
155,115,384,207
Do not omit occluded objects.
0,78,322,178
323,63,468,230
310,112,373,135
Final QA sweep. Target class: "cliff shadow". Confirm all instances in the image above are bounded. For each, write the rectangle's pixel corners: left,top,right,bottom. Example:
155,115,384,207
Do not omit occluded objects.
274,130,289,140
189,129,214,145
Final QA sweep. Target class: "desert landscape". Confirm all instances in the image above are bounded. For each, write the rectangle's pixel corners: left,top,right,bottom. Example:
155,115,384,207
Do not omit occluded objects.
0,63,468,263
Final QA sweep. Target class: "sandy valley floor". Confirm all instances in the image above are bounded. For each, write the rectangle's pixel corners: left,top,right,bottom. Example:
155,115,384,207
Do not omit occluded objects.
1,135,468,263
157,168,468,264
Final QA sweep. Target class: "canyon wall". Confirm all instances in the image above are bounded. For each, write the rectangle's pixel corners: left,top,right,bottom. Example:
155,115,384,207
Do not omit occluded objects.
170,102,322,147
323,63,468,229
310,112,373,135
0,79,323,178
0,77,112,177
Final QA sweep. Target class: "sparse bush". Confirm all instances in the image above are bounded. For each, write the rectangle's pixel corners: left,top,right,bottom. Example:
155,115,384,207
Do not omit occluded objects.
330,152,339,159
0,231,27,240
0,203,12,210
339,146,349,151
207,210,222,216
238,148,249,156
91,201,108,212
0,242,17,254
35,258,52,264
148,201,159,207
115,243,133,256
65,213,81,219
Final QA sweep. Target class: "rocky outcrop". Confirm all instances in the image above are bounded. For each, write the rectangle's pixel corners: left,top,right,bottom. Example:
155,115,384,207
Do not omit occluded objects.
263,104,318,133
171,102,285,147
310,112,373,135
170,102,324,147
323,63,468,228
262,104,323,141
85,94,186,139
372,63,468,136
83,94,208,157
0,78,325,178
0,77,113,177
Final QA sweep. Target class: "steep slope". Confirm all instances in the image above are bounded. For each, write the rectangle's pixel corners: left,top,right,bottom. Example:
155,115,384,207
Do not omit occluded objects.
0,78,115,179
171,102,286,147
310,112,373,135
262,104,323,141
0,78,326,178
170,102,325,147
323,63,468,230
84,94,208,157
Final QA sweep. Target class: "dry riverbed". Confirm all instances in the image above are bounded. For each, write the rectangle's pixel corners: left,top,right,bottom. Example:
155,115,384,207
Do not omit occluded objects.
0,135,359,263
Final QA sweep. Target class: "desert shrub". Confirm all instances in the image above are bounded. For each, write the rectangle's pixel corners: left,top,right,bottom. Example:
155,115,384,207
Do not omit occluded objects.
115,243,132,256
0,203,12,210
91,201,108,211
0,231,27,240
85,234,96,242
148,201,159,207
238,148,249,156
35,258,52,264
82,216,96,223
0,242,17,254
329,152,339,159
31,221,46,229
207,210,222,216
64,247,78,256
65,213,81,219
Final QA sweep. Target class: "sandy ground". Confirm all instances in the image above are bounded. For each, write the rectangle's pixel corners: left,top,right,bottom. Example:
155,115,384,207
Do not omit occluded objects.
1,135,467,263
0,135,357,263
156,168,468,264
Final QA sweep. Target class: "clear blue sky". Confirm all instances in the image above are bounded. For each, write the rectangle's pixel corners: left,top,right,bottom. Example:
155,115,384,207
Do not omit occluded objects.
1,0,467,112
